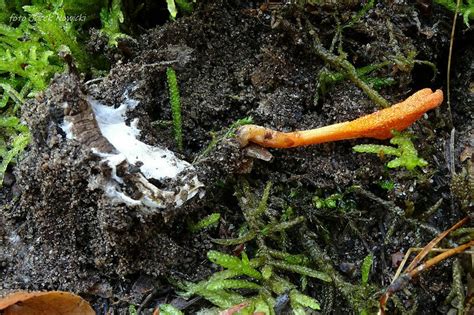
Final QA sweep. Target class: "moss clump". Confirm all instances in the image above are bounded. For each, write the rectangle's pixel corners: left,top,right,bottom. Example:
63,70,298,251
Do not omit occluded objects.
178,181,330,314
100,0,128,46
0,116,29,185
435,0,474,26
0,0,127,184
353,132,428,171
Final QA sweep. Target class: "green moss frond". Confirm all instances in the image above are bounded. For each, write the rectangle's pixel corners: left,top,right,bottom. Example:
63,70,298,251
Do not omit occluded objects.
158,304,184,315
179,181,328,313
100,0,128,47
22,5,89,71
166,0,195,19
207,251,263,280
166,67,183,151
0,116,30,186
0,0,121,185
353,132,428,171
435,0,474,26
360,252,374,285
188,213,221,233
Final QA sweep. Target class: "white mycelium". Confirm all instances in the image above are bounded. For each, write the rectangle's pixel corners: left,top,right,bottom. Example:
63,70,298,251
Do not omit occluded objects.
90,98,189,180
62,92,203,210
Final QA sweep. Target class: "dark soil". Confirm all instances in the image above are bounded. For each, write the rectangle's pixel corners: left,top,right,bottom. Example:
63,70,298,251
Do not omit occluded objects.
1,1,473,314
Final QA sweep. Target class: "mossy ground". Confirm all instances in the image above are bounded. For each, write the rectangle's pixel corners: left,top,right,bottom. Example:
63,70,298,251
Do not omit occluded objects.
0,1,473,314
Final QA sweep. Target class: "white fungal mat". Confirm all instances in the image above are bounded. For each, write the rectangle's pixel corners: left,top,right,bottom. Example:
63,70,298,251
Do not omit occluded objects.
61,92,204,211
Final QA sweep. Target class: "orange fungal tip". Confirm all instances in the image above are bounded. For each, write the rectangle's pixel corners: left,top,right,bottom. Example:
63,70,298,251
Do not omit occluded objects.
236,89,443,149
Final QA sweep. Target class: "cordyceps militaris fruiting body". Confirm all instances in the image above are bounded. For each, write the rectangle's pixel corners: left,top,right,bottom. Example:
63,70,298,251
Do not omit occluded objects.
236,89,444,148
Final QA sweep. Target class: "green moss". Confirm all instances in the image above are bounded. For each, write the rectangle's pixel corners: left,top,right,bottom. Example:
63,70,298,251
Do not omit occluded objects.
175,0,194,14
178,181,329,313
308,4,436,108
22,4,89,71
179,251,323,312
290,290,321,314
310,29,390,108
166,67,183,151
188,213,221,233
360,253,373,285
312,193,342,209
128,304,137,315
166,0,194,18
435,0,474,26
0,0,118,185
311,191,357,218
0,117,30,185
0,22,63,91
316,51,436,104
159,304,184,315
193,116,253,164
353,132,428,171
207,251,263,280
300,229,380,313
100,0,128,46
450,164,474,211
379,180,395,191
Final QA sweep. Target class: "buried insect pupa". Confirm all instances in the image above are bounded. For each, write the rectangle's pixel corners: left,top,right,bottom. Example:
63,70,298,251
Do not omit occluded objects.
60,85,203,212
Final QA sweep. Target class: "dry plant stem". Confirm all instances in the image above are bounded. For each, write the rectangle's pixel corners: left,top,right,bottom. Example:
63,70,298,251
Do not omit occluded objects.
381,240,474,312
136,289,157,315
445,0,460,128
237,89,443,148
404,216,470,273
392,247,474,282
409,240,474,277
379,216,471,314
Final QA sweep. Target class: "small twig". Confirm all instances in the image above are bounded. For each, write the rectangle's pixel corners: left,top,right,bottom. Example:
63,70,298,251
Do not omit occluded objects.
136,288,158,314
404,216,469,274
382,248,473,314
379,216,472,314
84,77,105,85
410,240,474,274
392,247,474,282
139,60,178,72
445,0,460,129
449,128,456,178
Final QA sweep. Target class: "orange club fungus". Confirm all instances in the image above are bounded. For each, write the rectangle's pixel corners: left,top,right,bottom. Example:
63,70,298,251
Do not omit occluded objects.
236,89,444,149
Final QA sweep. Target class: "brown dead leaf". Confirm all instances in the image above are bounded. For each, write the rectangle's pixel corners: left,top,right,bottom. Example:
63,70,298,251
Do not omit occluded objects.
0,291,95,315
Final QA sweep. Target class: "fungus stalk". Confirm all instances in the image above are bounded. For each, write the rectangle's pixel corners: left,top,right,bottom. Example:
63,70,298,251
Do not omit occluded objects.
236,88,443,149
